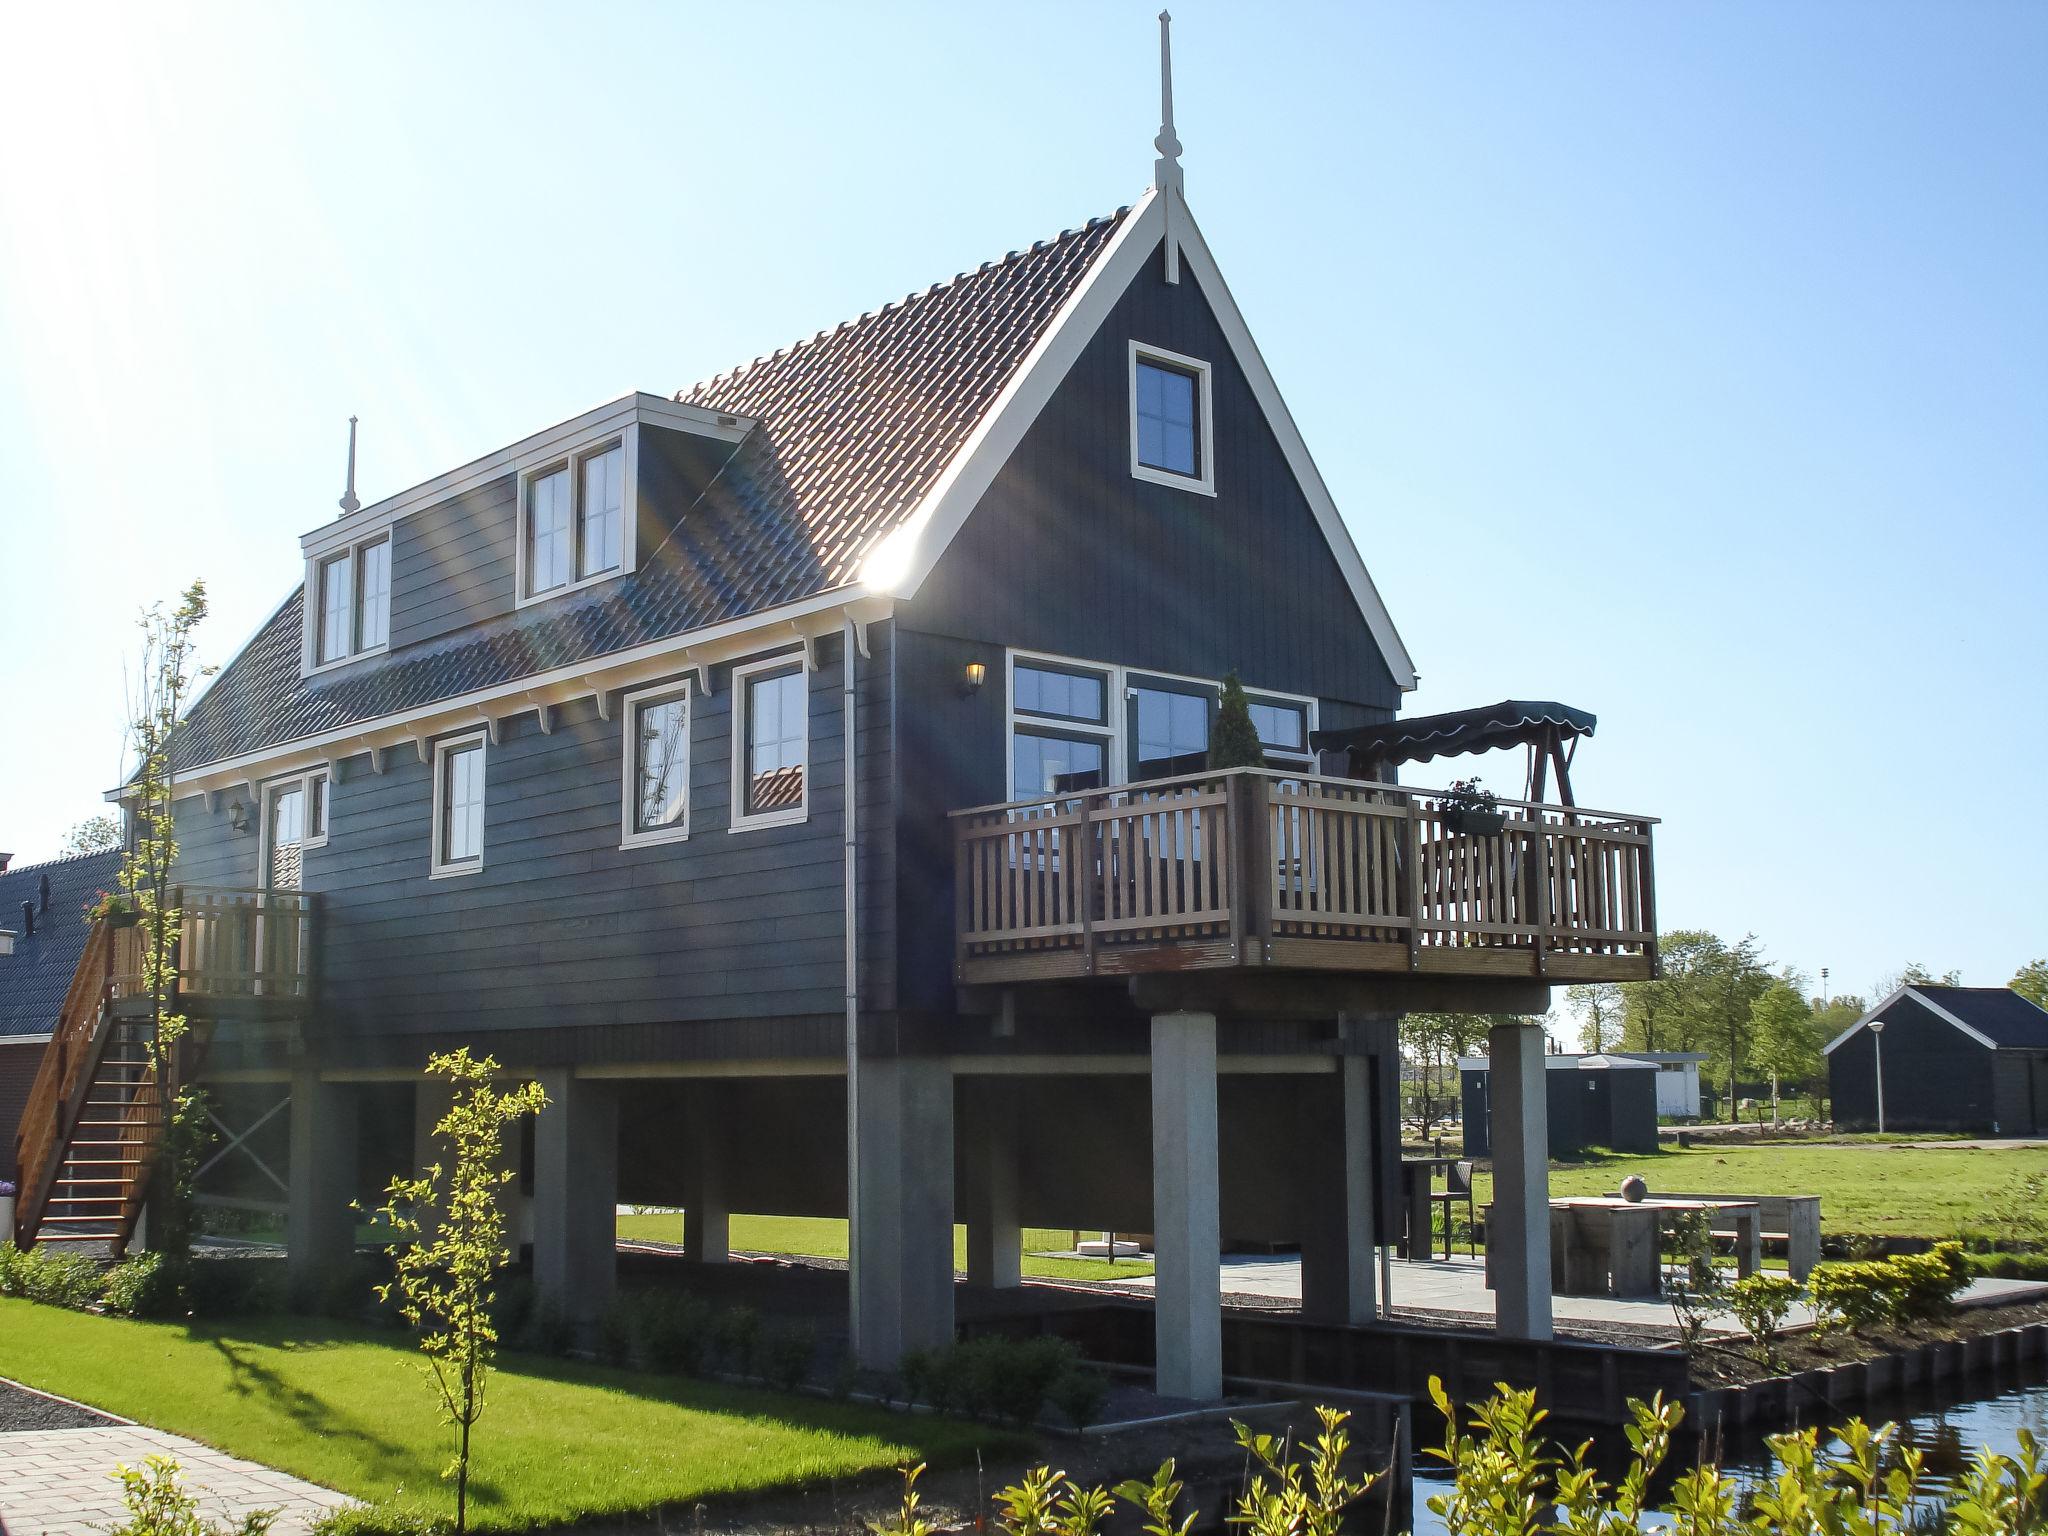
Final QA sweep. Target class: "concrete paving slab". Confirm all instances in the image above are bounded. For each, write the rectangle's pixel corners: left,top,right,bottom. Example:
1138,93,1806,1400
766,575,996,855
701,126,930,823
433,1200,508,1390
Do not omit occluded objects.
0,1421,352,1536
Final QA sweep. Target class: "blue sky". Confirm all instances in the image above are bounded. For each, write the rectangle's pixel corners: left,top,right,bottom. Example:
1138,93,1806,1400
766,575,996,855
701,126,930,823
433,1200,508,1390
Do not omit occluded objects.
0,2,2041,1006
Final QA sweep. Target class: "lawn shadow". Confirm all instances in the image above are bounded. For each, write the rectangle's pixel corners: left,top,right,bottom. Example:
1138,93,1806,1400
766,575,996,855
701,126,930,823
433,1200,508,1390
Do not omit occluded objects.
201,1324,447,1498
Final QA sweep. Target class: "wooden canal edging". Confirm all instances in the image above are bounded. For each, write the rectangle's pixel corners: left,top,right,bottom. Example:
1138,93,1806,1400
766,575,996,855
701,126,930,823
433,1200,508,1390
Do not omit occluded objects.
1689,1320,2048,1438
964,1299,1691,1428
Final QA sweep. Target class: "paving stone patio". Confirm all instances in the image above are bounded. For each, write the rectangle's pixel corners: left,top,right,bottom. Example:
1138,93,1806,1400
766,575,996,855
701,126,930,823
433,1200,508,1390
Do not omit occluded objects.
0,1421,352,1536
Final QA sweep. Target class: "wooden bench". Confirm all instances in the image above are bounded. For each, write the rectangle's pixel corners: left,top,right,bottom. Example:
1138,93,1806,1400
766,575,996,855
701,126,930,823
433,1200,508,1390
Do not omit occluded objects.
1657,1192,1821,1281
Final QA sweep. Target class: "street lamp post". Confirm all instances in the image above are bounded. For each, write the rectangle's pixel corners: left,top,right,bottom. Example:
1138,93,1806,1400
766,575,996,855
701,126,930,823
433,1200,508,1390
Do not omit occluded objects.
1869,1017,1888,1135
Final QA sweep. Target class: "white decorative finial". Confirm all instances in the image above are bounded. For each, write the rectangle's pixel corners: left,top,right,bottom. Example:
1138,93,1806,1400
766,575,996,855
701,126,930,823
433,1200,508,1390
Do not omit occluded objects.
1152,10,1183,195
338,415,360,515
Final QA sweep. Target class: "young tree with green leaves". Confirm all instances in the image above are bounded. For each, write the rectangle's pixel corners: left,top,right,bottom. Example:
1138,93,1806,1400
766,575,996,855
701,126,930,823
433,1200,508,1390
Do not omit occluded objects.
378,1049,548,1534
1566,982,1623,1053
120,582,214,1258
2012,959,2048,1012
1207,672,1266,770
1749,977,1824,1115
59,813,123,857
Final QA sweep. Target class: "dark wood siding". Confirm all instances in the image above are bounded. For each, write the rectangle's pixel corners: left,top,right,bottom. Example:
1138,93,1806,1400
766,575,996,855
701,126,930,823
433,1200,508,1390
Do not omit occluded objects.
388,476,518,652
902,242,1401,708
385,424,735,655
0,1038,45,1180
1828,997,1998,1133
891,244,1404,1010
174,627,893,1054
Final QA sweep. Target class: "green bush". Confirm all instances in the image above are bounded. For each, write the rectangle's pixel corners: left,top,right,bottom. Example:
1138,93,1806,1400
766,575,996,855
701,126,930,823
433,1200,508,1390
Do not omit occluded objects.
1047,1364,1111,1429
516,1297,573,1357
595,1296,635,1367
759,1319,816,1392
184,1257,284,1318
486,1275,536,1341
901,1335,1081,1425
637,1293,714,1376
0,1241,107,1308
1810,1241,1972,1333
102,1252,187,1319
1728,1273,1801,1372
309,1501,450,1536
108,1454,277,1536
715,1303,762,1375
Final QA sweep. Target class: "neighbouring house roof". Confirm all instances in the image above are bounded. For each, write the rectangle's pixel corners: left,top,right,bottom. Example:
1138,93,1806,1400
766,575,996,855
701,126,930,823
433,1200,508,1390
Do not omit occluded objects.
1312,700,1596,768
1611,1052,1709,1067
0,850,123,1039
171,208,1134,774
1822,984,2048,1055
1456,1052,1657,1072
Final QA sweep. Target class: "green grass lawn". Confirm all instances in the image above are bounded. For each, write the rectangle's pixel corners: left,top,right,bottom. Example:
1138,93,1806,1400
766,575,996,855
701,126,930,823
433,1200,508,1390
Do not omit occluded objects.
0,1301,1012,1531
1470,1139,2048,1239
616,1211,1155,1283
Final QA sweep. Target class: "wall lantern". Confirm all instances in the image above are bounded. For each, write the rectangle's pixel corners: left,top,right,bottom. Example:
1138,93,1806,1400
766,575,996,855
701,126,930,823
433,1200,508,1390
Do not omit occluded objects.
228,798,251,835
961,660,988,698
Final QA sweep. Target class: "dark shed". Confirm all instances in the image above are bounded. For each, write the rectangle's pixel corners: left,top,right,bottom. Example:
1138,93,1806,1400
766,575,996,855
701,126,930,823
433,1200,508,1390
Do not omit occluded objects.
1460,1052,1660,1158
1825,985,2048,1136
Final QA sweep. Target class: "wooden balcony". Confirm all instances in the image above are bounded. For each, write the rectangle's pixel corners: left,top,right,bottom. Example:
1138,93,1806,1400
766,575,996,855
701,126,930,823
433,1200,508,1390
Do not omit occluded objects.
111,886,317,1017
951,769,1656,989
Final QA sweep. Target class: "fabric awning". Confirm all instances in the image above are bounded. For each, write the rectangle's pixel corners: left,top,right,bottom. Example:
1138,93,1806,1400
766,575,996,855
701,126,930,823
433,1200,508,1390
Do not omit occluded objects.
1310,700,1597,767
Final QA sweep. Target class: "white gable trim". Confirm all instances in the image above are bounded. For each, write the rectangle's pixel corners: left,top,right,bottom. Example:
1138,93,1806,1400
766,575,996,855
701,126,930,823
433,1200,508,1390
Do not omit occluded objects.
862,186,1419,692
1821,985,2000,1055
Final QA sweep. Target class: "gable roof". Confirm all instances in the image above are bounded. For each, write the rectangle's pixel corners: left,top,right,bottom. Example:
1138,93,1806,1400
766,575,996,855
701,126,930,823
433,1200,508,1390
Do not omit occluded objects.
0,849,123,1039
1822,984,2048,1055
171,186,1415,779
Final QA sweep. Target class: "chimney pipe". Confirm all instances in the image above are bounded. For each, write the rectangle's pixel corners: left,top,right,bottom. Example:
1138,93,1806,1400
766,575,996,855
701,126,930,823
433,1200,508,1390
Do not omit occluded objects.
39,873,50,913
19,900,32,938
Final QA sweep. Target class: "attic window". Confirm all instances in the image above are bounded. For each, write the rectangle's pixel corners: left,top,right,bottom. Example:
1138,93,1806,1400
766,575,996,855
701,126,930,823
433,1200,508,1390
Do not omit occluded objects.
312,535,391,668
521,440,629,602
1129,343,1215,496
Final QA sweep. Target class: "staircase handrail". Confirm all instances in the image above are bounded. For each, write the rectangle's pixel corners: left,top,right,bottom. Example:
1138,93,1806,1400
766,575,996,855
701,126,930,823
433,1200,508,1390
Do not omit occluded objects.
14,920,115,1247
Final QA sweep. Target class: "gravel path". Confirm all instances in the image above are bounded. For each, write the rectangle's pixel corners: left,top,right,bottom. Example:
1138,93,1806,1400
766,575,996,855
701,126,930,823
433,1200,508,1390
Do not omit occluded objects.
0,1378,119,1433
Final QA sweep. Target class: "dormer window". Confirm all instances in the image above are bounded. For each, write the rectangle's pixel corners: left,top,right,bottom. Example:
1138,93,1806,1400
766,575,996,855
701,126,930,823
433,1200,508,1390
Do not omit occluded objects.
1129,342,1215,496
522,441,627,601
312,535,391,668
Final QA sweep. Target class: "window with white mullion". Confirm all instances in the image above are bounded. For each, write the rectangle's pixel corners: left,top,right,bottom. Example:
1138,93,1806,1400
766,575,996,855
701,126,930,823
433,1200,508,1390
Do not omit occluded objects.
527,466,573,595
317,553,352,664
432,734,487,875
578,445,623,580
623,681,692,845
356,538,390,651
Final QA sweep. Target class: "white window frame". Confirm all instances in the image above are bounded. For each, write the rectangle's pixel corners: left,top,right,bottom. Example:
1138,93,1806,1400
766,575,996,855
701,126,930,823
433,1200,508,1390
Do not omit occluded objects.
257,766,329,874
1128,341,1216,498
728,653,810,833
303,534,392,676
1006,648,1317,797
619,677,693,849
429,730,488,878
515,430,640,607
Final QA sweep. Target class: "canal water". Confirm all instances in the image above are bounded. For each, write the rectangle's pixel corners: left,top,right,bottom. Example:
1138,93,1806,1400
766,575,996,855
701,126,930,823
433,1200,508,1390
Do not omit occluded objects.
1405,1367,2048,1532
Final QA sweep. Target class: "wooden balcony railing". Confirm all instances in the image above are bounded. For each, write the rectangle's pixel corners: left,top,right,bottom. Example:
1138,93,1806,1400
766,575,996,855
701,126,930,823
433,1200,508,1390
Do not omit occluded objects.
951,768,1657,986
14,920,115,1244
111,887,317,1005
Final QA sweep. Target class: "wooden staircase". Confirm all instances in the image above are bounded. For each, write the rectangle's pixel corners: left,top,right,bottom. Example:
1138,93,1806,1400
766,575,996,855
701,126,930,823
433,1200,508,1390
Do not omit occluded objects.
13,923,171,1255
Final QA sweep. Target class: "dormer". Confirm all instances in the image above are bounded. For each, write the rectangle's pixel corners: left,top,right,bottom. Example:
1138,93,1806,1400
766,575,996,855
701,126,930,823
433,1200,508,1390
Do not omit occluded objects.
299,393,751,679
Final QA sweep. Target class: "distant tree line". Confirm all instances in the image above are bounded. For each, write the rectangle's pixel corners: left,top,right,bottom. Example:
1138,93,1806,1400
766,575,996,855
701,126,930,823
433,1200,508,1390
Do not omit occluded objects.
1403,937,2047,1129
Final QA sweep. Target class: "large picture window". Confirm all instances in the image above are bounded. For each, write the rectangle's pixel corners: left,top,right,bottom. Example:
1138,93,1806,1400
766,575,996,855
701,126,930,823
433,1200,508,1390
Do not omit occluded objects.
730,657,808,830
1009,658,1113,800
431,731,487,876
621,680,692,847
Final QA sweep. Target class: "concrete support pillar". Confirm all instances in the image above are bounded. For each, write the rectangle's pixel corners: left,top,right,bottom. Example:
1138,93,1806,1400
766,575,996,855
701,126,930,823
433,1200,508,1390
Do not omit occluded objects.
963,1088,1022,1289
1151,1011,1222,1401
851,1055,955,1369
286,1065,358,1286
532,1069,618,1329
1489,1022,1553,1341
1299,1039,1381,1324
684,1094,729,1264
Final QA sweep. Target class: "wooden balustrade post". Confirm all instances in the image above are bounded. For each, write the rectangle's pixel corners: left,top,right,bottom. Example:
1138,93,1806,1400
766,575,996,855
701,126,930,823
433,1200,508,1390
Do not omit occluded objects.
1228,772,1273,965
1403,800,1422,972
1638,821,1660,977
1077,798,1098,974
1531,820,1552,979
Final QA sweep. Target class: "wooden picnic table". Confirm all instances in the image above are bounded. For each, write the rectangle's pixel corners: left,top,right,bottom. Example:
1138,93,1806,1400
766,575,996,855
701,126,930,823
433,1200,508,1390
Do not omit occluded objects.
1548,1196,1763,1298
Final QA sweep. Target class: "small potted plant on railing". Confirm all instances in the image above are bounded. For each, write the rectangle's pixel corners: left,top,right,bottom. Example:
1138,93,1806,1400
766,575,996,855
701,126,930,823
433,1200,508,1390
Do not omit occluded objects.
1438,777,1505,837
84,890,137,928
